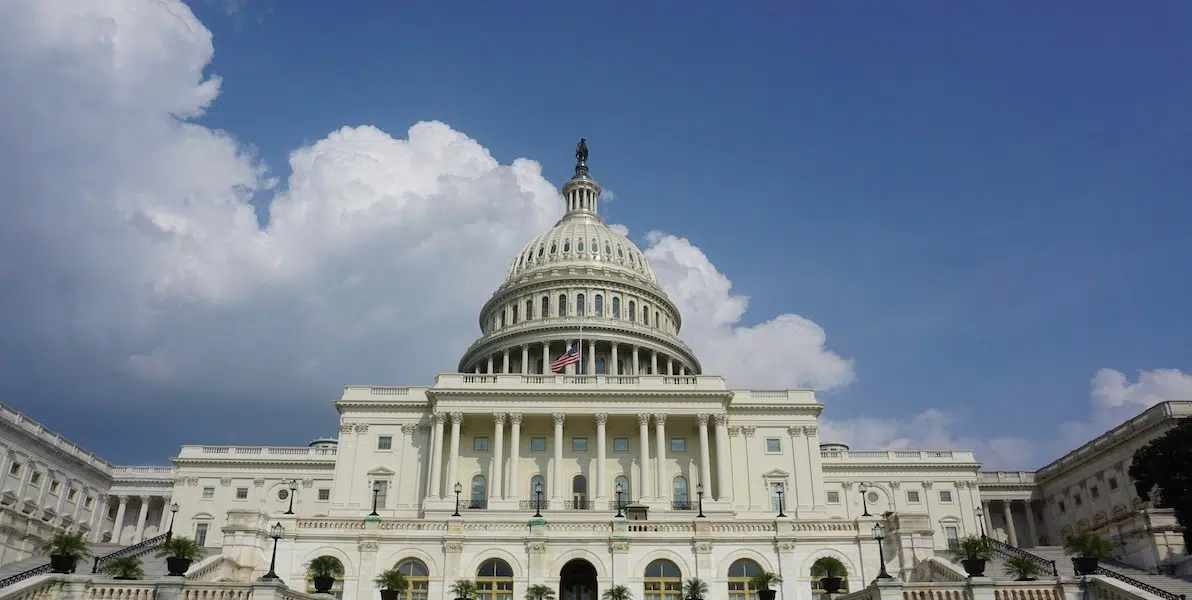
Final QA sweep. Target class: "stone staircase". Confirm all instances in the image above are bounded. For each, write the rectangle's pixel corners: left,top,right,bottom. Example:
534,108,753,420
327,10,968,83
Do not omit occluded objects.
985,539,1192,600
0,543,125,580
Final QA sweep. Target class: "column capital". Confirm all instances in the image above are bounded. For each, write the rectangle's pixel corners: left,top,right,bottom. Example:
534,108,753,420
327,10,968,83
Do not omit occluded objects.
803,425,818,436
117,495,129,502
653,413,667,426
788,426,803,437
696,413,710,427
552,412,566,426
727,426,741,437
449,412,464,425
637,413,652,427
139,495,152,503
432,412,446,424
741,426,756,437
712,413,728,426
339,423,354,434
493,413,506,426
401,424,417,435
354,423,370,433
922,481,934,490
509,413,523,425
595,413,609,426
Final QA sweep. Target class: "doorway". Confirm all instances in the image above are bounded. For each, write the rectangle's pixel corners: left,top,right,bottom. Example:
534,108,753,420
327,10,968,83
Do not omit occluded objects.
559,559,598,600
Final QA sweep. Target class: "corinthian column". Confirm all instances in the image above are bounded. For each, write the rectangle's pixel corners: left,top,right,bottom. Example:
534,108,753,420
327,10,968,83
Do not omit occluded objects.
490,413,505,501
446,413,463,495
429,413,445,499
638,413,652,500
697,414,712,497
595,413,608,501
508,414,522,501
713,414,731,502
552,413,565,502
654,414,668,502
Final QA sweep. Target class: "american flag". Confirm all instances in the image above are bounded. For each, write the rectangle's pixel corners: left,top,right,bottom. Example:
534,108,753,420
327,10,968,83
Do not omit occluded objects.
550,344,581,373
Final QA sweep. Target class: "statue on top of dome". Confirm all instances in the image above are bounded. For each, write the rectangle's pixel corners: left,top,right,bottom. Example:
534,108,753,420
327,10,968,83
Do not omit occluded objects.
576,138,588,166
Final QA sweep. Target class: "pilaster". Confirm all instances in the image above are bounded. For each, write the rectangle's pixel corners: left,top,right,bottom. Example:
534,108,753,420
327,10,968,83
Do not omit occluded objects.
610,518,630,587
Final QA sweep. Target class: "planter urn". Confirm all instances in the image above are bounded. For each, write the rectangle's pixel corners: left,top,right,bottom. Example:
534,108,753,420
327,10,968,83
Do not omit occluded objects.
757,590,778,600
961,558,987,578
166,557,193,577
1072,557,1100,576
48,555,77,574
313,576,336,593
379,591,399,600
821,577,844,594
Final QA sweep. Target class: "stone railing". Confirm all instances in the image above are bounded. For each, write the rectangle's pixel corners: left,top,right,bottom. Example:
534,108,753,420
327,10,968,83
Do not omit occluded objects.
914,556,967,583
980,471,1038,484
176,446,338,459
110,466,175,479
820,449,978,462
0,403,111,472
1036,401,1192,481
0,576,318,600
844,575,1164,600
430,373,728,391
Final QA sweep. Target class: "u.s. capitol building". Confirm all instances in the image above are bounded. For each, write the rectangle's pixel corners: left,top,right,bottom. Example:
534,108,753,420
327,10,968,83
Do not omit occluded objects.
0,143,1186,600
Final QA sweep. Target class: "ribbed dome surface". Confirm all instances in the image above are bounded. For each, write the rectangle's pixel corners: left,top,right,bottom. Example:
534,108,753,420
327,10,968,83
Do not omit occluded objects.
504,214,658,285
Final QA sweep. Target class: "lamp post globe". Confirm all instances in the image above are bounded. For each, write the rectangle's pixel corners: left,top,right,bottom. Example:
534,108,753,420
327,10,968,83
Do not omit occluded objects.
533,482,544,518
167,502,179,537
452,482,462,517
974,506,986,536
614,483,625,518
696,482,706,518
871,522,891,580
260,522,284,581
859,482,872,517
775,483,786,518
285,479,298,515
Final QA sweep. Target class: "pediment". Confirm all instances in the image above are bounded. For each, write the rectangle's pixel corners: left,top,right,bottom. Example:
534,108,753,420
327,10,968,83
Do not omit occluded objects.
368,467,396,476
762,468,790,478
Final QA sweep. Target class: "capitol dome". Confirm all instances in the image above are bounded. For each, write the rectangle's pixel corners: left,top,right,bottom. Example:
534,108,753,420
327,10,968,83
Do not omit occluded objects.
458,140,700,377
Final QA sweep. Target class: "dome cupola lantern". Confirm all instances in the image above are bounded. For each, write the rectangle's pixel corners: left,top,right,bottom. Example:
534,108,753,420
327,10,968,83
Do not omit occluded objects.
563,138,601,216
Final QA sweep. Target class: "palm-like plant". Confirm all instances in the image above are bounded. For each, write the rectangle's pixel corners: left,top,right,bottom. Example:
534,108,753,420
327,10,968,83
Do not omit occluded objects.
682,578,708,600
1063,533,1111,558
307,556,346,580
749,571,783,591
525,584,556,600
449,579,478,600
1002,556,1043,581
374,568,409,591
42,533,91,559
105,556,144,580
811,557,846,579
602,585,633,600
954,536,994,561
156,536,205,560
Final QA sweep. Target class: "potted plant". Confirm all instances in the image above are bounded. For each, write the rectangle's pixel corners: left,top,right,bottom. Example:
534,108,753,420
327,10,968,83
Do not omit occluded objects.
750,570,783,600
683,578,709,600
373,568,408,600
449,579,478,600
105,556,145,580
307,556,345,594
525,585,556,600
1064,533,1111,575
602,586,633,600
42,533,91,574
156,536,205,577
953,536,994,577
812,557,847,594
1002,556,1043,581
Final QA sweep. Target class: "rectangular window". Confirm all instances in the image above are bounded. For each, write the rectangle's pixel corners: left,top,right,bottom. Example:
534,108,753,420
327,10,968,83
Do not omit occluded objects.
906,490,921,503
194,523,209,547
612,437,630,453
375,481,389,509
377,436,392,450
473,436,490,452
68,489,77,501
235,487,249,500
826,491,840,504
318,488,331,501
765,438,781,453
769,482,785,511
944,526,960,550
1073,494,1082,506
530,437,547,452
49,481,60,493
202,487,215,500
85,496,93,509
572,437,588,452
30,472,41,486
1091,486,1100,499
939,490,953,503
1109,477,1119,490
8,463,19,476
670,437,687,453
1058,501,1067,513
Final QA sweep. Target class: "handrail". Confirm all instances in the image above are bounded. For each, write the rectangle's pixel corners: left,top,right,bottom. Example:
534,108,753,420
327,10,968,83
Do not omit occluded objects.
0,563,51,589
982,535,1059,577
1093,566,1187,600
92,531,171,574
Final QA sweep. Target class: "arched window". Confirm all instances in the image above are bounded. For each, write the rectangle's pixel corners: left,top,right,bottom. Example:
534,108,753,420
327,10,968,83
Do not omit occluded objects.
529,474,546,510
612,297,621,318
572,475,588,508
470,475,487,509
604,243,612,256
476,558,514,600
558,294,568,317
541,296,550,318
628,301,636,322
576,293,586,315
596,358,606,374
655,311,660,328
617,360,626,376
305,556,345,599
727,559,762,600
563,239,570,252
577,240,585,252
614,475,630,506
643,305,649,325
550,242,557,254
526,300,533,320
673,476,690,503
511,304,519,324
644,559,681,600
395,558,429,600
811,557,850,593
499,312,505,328
595,294,604,316
617,246,624,259
591,239,598,255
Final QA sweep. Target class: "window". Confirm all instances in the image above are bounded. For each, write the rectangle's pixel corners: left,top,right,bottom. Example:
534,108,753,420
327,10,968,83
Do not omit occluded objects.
30,472,41,486
525,300,533,320
8,462,19,476
643,307,649,326
558,294,568,316
236,487,249,500
499,312,505,328
1091,486,1100,499
1074,494,1083,506
377,436,392,450
867,491,880,504
530,437,546,452
765,438,781,453
550,242,557,254
277,489,290,501
194,523,209,546
612,297,621,318
604,243,611,256
530,475,546,503
613,437,630,453
1109,477,1119,490
595,358,606,374
512,304,519,324
576,293,585,315
306,556,345,599
944,526,960,550
826,491,841,504
939,490,953,503
473,436,490,452
811,557,851,593
374,480,389,509
85,496,94,509
563,239,570,252
672,476,689,503
577,240,585,253
644,559,681,600
770,482,785,511
614,475,630,504
318,488,331,501
628,300,636,322
595,294,603,316
202,487,215,500
655,311,661,327
727,559,761,600
1058,501,1067,513
67,489,77,501
906,490,921,503
541,296,549,317
470,475,486,508
670,437,686,453
396,558,429,600
572,475,588,508
476,558,514,600
50,481,60,493
572,437,588,452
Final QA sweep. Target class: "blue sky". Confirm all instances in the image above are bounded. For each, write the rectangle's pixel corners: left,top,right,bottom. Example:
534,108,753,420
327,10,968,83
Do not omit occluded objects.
0,1,1189,467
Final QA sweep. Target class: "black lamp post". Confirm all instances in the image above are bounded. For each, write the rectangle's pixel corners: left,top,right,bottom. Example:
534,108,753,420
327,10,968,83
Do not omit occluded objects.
872,522,892,581
775,483,787,518
696,483,705,518
534,482,544,518
859,482,872,517
167,502,179,538
975,506,986,537
614,483,624,518
369,481,381,517
260,522,284,581
285,479,298,515
452,482,462,517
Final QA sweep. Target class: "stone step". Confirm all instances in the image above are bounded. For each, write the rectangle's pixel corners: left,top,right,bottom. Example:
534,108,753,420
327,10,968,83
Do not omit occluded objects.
989,545,1192,598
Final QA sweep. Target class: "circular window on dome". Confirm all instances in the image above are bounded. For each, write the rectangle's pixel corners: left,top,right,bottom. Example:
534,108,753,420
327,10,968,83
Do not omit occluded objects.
277,489,290,501
577,240,585,252
867,491,880,503
563,239,570,252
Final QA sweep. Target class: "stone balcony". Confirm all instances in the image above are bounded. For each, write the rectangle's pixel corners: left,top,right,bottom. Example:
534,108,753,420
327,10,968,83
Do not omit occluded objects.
175,445,338,461
820,449,978,463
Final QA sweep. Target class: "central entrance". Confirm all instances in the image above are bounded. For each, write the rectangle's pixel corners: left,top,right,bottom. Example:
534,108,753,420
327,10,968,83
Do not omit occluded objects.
559,559,598,600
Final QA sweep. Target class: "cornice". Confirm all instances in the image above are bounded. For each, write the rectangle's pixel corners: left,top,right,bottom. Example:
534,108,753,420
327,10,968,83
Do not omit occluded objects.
459,320,700,373
427,389,732,402
171,458,336,468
